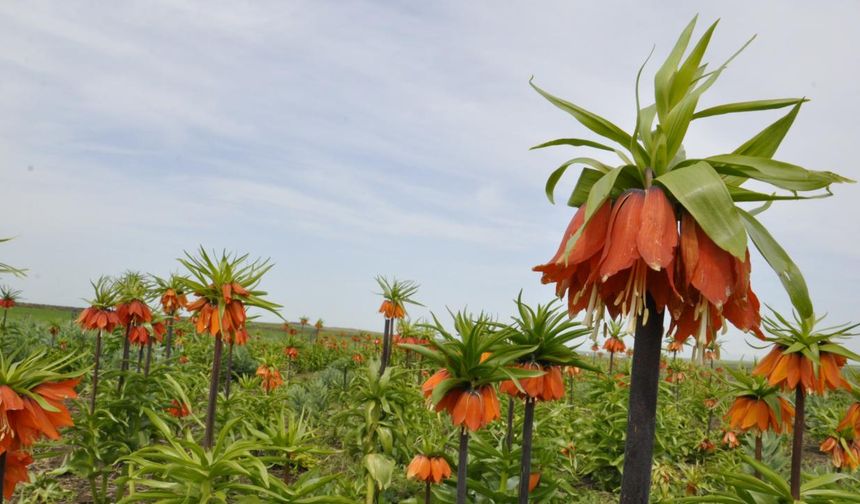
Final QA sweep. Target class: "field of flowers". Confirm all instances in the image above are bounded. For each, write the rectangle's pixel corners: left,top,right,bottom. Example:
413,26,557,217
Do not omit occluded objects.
1,15,859,504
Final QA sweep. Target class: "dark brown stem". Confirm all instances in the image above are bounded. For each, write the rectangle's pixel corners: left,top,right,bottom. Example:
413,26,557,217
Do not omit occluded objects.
619,295,664,504
505,396,515,452
790,386,805,499
518,397,536,504
165,317,174,360
609,351,615,374
754,433,763,479
0,449,6,503
456,427,469,504
224,341,234,399
203,334,224,449
379,318,391,376
425,481,431,504
136,344,144,372
90,330,103,414
117,323,131,392
144,341,153,377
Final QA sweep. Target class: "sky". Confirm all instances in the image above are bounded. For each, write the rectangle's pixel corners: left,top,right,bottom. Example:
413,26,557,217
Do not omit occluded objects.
1,1,858,360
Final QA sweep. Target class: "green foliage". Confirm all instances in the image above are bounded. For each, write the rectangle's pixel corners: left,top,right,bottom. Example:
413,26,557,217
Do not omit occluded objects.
531,16,854,318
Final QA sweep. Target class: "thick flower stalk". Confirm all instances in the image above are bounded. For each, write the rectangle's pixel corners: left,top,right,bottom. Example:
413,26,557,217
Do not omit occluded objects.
407,453,451,504
724,366,794,470
496,296,592,504
529,15,852,502
114,272,152,392
76,277,119,413
179,247,281,449
375,276,422,376
154,274,188,360
403,312,537,504
0,286,21,333
751,311,858,495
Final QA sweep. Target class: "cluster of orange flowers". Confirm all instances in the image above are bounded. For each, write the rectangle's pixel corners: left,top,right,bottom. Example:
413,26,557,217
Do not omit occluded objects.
284,347,299,360
115,299,160,347
726,396,795,434
0,299,15,309
422,370,500,432
0,379,79,498
818,403,860,470
186,283,250,344
160,288,187,315
499,364,565,402
534,190,763,346
378,300,405,319
406,454,451,484
166,399,190,418
603,337,626,354
665,370,687,384
76,306,121,332
128,322,166,346
837,403,860,435
256,365,284,393
753,346,850,394
722,430,740,449
820,436,860,470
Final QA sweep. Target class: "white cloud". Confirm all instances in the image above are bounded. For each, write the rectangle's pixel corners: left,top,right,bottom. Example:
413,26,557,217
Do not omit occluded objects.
1,0,858,359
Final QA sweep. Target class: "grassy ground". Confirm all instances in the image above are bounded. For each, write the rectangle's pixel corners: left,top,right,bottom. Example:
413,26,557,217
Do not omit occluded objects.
5,303,378,343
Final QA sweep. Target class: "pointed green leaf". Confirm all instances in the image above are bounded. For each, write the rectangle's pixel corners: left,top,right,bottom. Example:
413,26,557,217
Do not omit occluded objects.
656,161,747,258
529,78,636,151
708,154,853,192
655,16,697,123
733,101,803,158
738,209,813,319
530,138,615,152
693,98,807,119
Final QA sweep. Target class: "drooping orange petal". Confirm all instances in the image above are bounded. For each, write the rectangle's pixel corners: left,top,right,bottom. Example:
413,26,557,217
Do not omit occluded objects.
430,457,447,483
690,223,735,308
599,190,646,280
451,391,470,426
464,392,483,432
752,346,782,379
0,386,24,412
637,187,678,271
